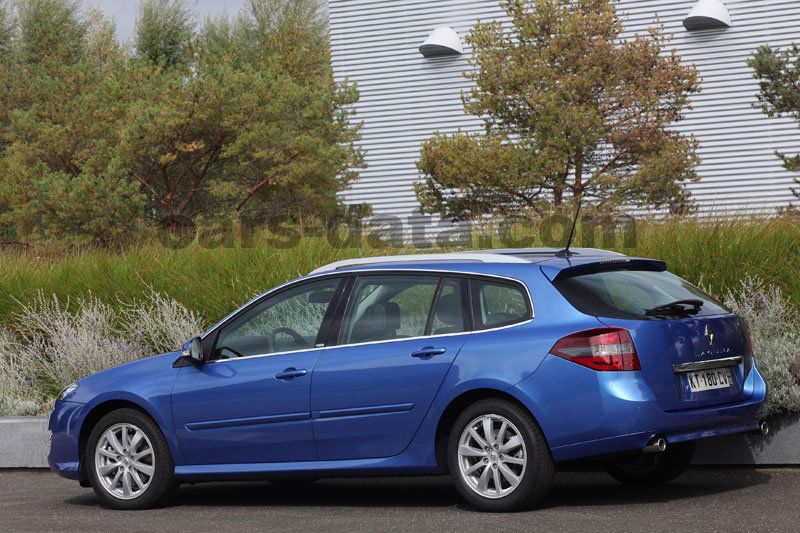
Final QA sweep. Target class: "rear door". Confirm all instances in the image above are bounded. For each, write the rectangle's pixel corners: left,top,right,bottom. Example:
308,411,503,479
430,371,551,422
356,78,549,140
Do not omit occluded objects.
311,274,469,460
552,267,752,411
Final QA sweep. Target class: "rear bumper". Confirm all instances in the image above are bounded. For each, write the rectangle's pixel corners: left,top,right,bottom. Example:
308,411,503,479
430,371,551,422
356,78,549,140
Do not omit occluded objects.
514,356,768,462
549,397,766,461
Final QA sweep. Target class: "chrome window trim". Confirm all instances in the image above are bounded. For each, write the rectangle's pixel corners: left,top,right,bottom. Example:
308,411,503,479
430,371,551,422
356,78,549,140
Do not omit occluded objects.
672,356,743,374
202,267,535,365
207,346,321,365
206,318,534,365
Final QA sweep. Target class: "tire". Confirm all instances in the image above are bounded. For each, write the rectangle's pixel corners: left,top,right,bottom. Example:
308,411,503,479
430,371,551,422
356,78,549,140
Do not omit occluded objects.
86,408,177,510
447,398,555,512
605,441,696,486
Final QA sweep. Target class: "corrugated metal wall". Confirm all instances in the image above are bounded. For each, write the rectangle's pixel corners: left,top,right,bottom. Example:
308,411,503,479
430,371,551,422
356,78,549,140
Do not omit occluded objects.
329,0,800,220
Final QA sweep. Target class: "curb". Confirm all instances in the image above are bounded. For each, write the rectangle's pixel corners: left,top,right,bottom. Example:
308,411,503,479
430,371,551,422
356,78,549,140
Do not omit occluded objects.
0,417,50,469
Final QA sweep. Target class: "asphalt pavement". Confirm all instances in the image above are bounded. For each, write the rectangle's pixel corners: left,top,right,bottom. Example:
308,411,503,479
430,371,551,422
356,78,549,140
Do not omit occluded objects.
1,467,798,532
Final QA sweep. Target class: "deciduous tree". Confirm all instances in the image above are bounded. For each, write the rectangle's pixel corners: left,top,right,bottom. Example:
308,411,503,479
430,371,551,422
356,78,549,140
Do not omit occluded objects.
134,0,193,68
416,0,700,220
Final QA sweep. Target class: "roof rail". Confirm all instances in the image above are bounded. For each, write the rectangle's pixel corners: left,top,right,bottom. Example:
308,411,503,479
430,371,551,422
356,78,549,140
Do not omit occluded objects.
308,252,529,276
485,247,626,257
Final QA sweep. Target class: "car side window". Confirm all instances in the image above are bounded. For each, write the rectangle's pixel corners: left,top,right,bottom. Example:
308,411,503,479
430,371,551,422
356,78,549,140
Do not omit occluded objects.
214,278,341,359
429,278,467,335
471,278,530,330
340,275,439,344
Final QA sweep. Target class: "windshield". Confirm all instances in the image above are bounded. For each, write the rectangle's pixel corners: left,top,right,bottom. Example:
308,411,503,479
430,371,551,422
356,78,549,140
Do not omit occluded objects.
553,269,730,320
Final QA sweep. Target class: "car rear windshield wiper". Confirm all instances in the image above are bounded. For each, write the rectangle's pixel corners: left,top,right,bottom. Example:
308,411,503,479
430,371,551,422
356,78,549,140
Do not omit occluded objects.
644,299,704,317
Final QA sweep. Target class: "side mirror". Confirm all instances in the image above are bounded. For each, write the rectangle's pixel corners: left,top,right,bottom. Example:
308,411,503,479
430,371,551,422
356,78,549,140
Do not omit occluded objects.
182,337,206,365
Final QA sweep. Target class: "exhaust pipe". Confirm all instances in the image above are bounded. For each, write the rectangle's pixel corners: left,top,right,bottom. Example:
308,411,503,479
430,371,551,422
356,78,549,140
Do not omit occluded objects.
746,420,770,437
641,436,667,454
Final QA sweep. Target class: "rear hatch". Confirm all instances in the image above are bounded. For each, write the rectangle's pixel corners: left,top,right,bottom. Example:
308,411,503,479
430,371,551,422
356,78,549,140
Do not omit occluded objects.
547,261,752,411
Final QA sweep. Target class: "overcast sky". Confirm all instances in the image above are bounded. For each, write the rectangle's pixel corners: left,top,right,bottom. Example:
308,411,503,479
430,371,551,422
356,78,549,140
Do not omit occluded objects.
82,0,249,43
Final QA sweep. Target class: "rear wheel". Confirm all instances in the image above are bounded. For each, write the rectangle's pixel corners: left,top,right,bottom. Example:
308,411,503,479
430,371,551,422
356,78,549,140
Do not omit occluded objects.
86,408,177,509
605,441,696,486
447,398,554,512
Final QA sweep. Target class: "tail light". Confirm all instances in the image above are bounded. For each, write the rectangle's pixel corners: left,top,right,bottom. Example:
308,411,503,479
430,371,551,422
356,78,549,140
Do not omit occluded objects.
550,328,641,371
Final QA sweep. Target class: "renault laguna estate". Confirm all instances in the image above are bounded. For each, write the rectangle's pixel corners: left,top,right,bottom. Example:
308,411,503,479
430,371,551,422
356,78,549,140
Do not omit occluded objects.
49,248,768,511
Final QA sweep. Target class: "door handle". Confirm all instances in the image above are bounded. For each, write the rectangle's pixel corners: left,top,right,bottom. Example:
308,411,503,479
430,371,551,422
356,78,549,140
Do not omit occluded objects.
411,347,447,358
275,368,308,380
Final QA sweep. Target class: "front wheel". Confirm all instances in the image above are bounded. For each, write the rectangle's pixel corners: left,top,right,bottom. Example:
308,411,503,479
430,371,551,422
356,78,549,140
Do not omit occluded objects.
605,441,696,486
86,408,177,509
447,398,555,512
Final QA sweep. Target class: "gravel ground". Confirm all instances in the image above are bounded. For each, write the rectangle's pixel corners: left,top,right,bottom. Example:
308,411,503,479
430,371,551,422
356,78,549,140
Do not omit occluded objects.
1,467,798,532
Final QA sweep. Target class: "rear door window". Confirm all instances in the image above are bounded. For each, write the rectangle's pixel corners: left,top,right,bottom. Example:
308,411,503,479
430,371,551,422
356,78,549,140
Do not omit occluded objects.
429,278,467,335
470,279,531,330
340,275,439,344
553,270,730,320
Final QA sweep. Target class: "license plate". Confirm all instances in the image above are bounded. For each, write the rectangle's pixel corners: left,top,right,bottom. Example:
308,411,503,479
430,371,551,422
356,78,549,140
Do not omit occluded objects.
686,367,733,392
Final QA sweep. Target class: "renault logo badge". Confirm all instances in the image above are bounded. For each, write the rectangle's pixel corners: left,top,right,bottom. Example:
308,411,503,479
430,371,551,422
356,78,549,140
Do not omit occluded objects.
704,324,715,345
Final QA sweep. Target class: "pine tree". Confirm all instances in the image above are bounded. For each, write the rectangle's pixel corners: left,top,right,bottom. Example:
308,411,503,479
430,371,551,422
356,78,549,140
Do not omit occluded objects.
749,43,800,209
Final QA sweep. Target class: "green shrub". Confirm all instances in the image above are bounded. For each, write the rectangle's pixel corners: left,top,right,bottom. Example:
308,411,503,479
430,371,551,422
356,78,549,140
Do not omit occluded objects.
0,330,40,416
0,290,203,415
723,276,800,415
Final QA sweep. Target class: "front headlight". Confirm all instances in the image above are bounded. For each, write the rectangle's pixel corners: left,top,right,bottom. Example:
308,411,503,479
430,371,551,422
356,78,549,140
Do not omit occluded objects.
56,383,79,403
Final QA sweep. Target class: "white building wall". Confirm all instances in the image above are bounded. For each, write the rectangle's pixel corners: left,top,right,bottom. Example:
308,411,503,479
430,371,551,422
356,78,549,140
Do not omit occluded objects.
328,0,800,219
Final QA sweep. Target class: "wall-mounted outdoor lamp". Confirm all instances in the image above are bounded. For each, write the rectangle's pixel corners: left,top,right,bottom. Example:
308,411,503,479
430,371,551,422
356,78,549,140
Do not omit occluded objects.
419,27,464,57
683,0,732,30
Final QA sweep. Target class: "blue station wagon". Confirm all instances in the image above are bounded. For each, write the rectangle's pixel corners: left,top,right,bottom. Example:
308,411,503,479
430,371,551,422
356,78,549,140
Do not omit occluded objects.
49,248,768,511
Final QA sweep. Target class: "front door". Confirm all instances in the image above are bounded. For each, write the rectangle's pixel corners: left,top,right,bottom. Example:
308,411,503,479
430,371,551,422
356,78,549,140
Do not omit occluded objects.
312,275,469,460
172,277,343,465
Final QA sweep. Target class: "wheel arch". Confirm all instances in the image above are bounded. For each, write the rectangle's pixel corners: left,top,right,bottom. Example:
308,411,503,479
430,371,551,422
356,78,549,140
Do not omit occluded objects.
434,388,548,472
77,399,164,481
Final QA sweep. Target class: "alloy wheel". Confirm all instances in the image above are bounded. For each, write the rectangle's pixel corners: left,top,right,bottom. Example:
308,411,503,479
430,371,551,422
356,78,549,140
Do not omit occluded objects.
457,414,527,499
94,423,155,500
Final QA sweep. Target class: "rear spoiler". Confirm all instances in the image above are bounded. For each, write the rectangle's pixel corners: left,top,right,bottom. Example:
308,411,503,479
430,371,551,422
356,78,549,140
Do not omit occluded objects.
543,258,667,283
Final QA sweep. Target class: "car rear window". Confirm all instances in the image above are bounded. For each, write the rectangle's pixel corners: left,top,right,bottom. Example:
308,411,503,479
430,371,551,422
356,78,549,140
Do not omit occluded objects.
553,269,730,320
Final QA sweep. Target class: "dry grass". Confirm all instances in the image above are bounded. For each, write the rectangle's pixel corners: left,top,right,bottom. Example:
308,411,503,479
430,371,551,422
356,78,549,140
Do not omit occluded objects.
0,290,203,415
723,276,800,415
